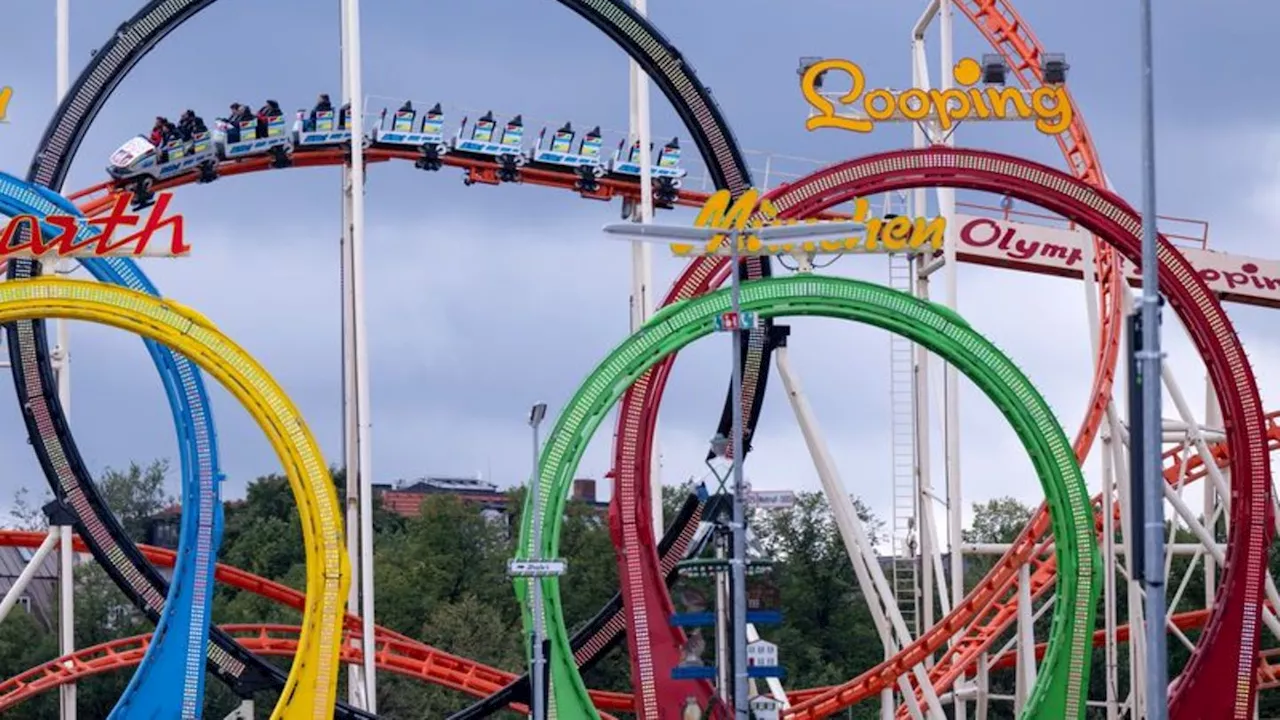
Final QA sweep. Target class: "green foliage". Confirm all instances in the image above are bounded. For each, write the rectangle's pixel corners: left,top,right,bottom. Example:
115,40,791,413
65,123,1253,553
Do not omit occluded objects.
5,462,1279,717
100,460,174,544
5,486,52,531
964,496,1034,544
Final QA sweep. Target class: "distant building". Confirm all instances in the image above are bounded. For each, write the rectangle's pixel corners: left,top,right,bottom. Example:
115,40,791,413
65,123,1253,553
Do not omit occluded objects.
141,476,608,550
0,545,61,631
374,475,607,522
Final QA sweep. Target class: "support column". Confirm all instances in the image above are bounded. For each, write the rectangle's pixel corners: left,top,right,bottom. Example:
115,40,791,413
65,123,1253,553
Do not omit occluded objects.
935,6,966,716
44,501,77,720
776,343,943,718
340,0,377,709
1102,430,1120,720
338,0,366,707
53,6,75,716
628,0,661,534
1203,373,1221,606
1013,563,1036,714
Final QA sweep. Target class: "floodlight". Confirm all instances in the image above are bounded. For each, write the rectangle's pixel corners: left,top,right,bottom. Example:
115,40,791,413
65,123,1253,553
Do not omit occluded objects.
529,403,547,427
1042,53,1069,85
980,53,1007,85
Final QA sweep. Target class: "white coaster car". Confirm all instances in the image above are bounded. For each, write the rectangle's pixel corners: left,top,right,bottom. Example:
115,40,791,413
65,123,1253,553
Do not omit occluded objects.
372,108,448,152
529,124,605,177
107,132,217,182
293,109,354,147
213,115,292,160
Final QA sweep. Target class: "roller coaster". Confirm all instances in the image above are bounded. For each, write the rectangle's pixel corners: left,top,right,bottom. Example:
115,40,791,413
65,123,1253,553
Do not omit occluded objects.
107,101,688,209
0,0,1274,719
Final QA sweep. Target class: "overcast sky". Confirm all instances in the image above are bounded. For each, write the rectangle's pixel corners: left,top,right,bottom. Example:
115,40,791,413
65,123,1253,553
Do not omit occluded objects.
0,0,1275,535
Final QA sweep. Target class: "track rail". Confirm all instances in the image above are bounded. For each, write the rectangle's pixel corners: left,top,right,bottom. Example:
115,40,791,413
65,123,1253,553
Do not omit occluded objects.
0,174,227,718
0,625,631,716
767,147,1271,720
0,279,350,718
606,0,1128,709
7,607,1280,716
13,0,768,715
880,2,1122,712
782,409,1280,707
7,405,1270,712
521,273,1100,718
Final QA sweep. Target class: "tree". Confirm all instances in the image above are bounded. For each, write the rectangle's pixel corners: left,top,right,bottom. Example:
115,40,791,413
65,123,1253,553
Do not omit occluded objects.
99,460,173,543
6,486,51,530
964,496,1034,544
0,609,57,719
755,492,885,717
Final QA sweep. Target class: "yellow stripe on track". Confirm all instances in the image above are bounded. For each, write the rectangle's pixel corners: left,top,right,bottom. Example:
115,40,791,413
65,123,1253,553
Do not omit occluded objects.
0,278,348,719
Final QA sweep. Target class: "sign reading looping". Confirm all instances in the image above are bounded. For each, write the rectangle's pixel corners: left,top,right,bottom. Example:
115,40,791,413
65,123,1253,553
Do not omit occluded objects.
801,58,1073,135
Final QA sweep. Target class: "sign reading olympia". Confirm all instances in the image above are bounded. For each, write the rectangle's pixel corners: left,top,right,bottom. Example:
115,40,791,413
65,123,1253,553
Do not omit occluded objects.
670,188,946,258
800,57,1072,135
1,191,188,259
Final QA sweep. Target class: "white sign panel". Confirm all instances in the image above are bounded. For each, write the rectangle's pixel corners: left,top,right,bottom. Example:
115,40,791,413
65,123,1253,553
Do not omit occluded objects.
747,490,797,510
507,559,567,576
747,639,778,667
750,696,782,720
952,214,1280,309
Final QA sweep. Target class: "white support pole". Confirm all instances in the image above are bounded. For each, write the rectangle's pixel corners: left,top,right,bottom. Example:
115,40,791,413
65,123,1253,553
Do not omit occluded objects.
54,8,74,719
52,1,71,414
1110,406,1146,714
910,0,954,643
0,531,59,624
775,346,943,719
1203,375,1220,606
58,524,75,720
913,260,951,626
1013,563,1037,714
628,0,661,535
337,0,366,708
714,533,731,705
1101,430,1120,720
53,0,71,417
341,0,377,709
1077,206,1121,720
909,29,934,644
936,5,965,718
974,653,989,720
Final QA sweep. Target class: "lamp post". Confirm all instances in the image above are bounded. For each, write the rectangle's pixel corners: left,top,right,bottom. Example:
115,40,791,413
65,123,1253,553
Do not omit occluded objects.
528,402,549,720
1136,0,1168,716
602,218,864,715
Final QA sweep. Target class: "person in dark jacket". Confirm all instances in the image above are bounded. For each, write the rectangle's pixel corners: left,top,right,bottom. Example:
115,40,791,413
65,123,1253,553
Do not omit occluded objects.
309,93,333,130
255,100,282,138
224,103,251,142
178,109,206,140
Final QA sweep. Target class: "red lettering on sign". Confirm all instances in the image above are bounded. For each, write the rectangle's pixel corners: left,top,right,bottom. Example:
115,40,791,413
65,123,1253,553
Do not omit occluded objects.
0,192,188,259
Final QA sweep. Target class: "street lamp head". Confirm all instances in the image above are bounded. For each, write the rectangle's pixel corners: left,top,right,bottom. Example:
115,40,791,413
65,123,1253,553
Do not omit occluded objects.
528,403,547,427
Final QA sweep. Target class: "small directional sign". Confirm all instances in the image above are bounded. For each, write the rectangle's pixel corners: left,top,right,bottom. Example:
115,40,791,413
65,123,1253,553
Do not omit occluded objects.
507,559,567,577
747,639,778,668
713,310,758,332
750,696,782,719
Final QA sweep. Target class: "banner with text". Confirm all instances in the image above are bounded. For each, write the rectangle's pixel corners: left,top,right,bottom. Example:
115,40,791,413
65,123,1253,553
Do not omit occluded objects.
952,213,1280,309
